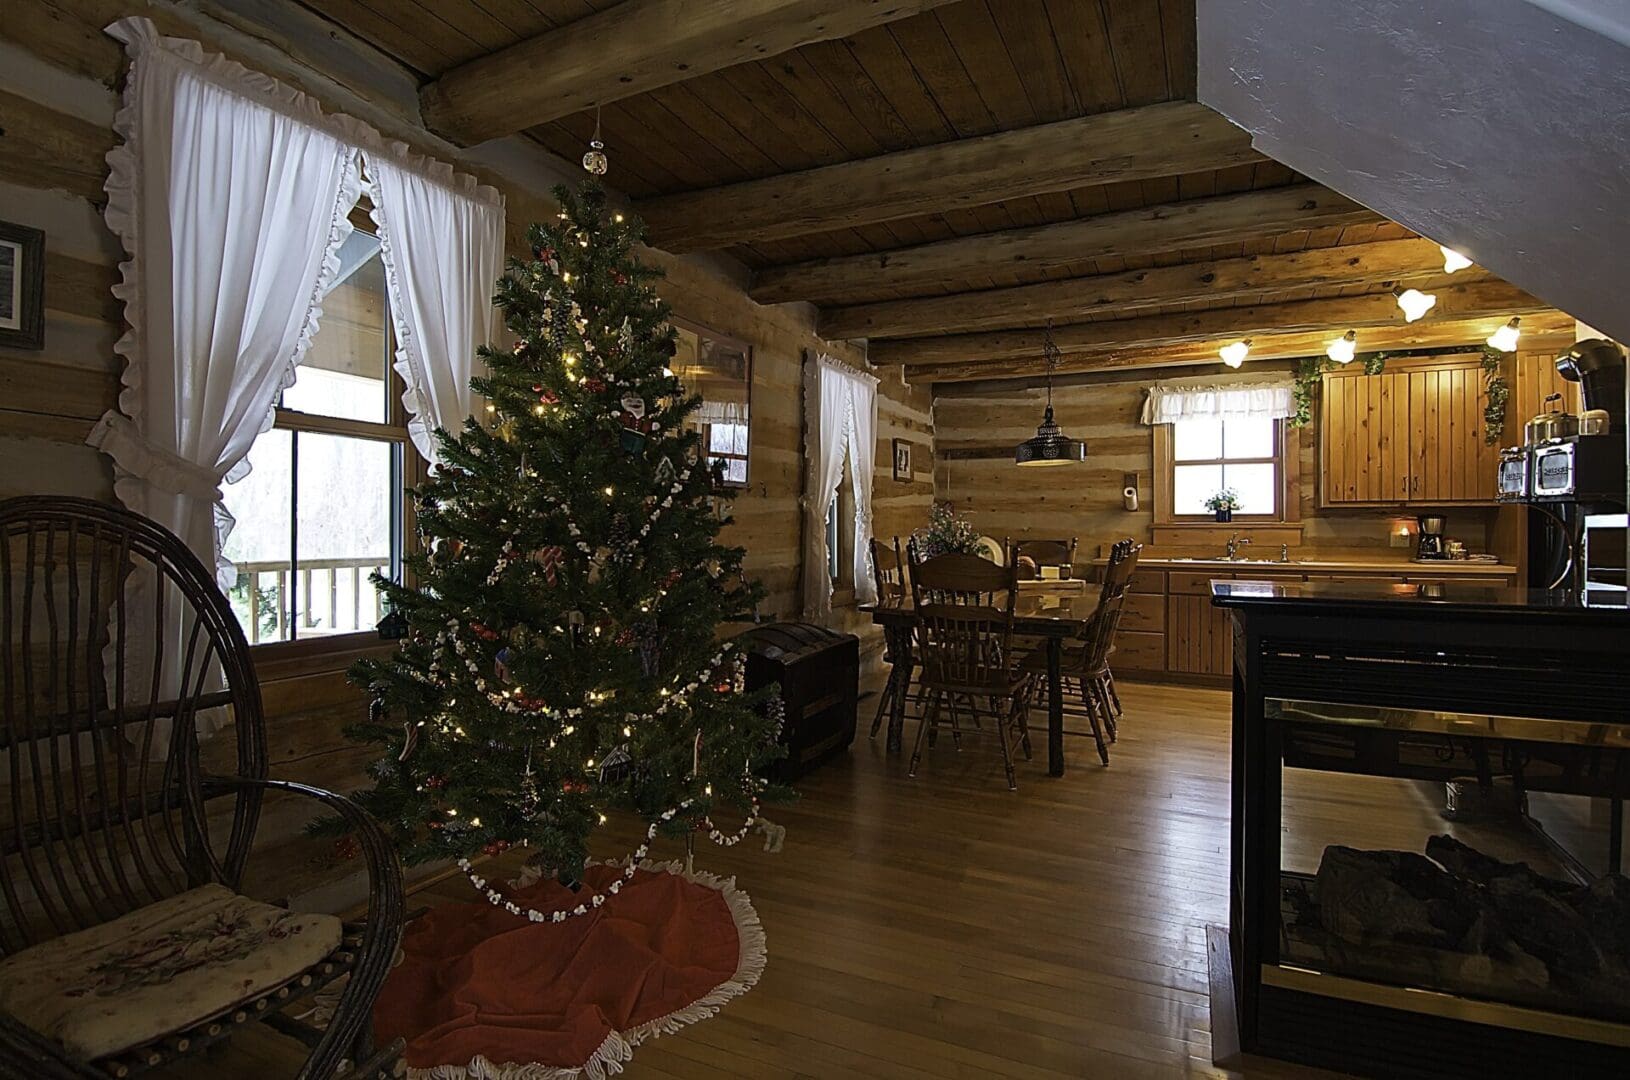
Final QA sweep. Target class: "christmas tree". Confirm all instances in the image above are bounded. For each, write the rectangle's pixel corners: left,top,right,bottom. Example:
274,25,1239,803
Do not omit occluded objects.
335,182,785,904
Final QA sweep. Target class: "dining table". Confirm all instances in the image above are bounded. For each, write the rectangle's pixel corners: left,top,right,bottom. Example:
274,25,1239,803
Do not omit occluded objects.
860,581,1096,777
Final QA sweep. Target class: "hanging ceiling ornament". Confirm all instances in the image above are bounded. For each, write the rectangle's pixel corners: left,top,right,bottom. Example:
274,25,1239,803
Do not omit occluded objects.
1014,323,1086,467
582,105,608,176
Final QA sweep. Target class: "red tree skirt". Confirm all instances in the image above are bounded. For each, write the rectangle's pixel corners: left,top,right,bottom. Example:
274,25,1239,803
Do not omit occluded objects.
374,860,765,1079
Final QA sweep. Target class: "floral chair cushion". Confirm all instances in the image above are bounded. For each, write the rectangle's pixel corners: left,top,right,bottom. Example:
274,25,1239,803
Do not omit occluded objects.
0,883,342,1061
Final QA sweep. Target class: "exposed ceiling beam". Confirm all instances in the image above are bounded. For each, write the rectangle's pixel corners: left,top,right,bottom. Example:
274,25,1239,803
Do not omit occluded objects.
420,0,960,146
878,280,1547,369
820,237,1461,340
749,185,1378,305
910,285,1550,369
905,311,1575,384
636,102,1260,252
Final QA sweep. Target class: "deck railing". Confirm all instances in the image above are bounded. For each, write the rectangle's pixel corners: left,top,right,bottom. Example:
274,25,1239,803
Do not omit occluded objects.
230,557,389,644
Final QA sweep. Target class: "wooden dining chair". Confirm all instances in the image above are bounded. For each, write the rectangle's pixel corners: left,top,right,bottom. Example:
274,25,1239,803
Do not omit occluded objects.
1023,538,1142,765
1006,537,1079,580
908,553,1033,790
868,536,914,739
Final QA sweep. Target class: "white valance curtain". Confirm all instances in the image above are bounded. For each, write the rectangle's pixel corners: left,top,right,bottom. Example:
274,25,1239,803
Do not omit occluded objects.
801,354,880,619
86,17,505,589
1140,378,1295,426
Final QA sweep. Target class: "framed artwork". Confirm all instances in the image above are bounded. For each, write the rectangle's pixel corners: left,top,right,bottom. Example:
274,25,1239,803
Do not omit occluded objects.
0,221,45,351
892,438,912,482
670,317,752,488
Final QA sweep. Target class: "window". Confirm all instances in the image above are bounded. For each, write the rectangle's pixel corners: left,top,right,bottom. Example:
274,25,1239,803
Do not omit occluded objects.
1157,415,1293,522
706,420,749,485
220,220,412,646
825,458,855,585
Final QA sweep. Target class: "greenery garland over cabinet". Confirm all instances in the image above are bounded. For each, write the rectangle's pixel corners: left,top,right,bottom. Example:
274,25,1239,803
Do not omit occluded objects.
1318,354,1502,505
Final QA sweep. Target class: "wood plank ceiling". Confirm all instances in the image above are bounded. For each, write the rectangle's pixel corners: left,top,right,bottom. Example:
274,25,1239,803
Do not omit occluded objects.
298,0,1558,382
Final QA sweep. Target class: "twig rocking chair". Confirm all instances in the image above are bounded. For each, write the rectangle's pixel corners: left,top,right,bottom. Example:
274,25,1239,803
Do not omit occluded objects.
0,497,404,1079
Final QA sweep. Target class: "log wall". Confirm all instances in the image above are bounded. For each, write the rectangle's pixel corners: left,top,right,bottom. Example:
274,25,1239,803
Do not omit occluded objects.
933,366,1497,556
0,0,924,908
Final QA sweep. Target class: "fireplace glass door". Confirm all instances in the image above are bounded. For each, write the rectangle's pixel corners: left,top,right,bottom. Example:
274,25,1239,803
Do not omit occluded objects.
1270,700,1630,1031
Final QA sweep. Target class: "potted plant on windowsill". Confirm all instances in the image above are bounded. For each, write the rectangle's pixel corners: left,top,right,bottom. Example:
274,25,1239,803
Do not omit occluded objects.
1205,488,1240,523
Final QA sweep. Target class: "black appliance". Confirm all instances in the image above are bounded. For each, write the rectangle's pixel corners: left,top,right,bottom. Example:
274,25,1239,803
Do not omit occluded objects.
736,621,858,780
1510,339,1628,590
1415,514,1446,560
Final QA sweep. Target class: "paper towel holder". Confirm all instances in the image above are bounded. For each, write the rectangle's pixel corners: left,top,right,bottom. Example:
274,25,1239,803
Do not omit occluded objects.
1122,472,1139,512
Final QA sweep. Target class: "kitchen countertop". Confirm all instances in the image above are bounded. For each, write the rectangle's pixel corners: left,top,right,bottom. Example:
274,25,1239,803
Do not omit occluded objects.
1210,578,1630,622
1086,555,1516,574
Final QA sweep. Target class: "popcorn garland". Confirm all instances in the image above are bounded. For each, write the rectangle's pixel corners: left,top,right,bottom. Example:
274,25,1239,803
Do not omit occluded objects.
453,680,784,923
457,792,762,923
432,632,742,722
484,462,696,582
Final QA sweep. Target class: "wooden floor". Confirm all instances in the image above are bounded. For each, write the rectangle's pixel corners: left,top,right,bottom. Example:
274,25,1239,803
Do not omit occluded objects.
180,680,1370,1079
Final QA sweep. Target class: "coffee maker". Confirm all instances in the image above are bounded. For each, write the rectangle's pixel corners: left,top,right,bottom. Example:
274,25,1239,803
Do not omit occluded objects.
1416,515,1446,560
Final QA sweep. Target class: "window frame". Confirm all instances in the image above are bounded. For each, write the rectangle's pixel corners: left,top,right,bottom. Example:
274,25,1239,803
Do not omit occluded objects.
1153,417,1300,527
233,205,423,658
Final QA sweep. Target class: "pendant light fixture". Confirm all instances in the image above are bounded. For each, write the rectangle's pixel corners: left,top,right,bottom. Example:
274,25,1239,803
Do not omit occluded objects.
1326,329,1358,364
1219,339,1252,368
1015,323,1086,467
1486,316,1522,352
1395,287,1438,322
1439,245,1474,273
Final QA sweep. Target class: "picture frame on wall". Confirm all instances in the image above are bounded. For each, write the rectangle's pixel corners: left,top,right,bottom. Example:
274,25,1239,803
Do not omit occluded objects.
892,438,912,483
0,221,46,351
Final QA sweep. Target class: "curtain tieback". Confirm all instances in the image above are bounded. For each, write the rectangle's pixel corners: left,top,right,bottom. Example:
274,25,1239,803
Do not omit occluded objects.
87,412,223,503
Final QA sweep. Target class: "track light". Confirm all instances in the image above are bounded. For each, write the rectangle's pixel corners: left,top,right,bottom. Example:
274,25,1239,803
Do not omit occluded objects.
1219,339,1251,368
1326,330,1358,365
1395,288,1437,322
1439,245,1473,273
1486,316,1522,352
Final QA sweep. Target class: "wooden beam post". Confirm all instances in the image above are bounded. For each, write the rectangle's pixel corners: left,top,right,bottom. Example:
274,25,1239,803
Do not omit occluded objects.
749,185,1379,304
901,311,1576,383
876,280,1548,367
420,0,961,146
820,237,1460,339
636,102,1261,251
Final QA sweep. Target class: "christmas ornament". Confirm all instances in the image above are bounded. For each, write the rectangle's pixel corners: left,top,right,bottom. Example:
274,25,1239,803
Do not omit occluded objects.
532,544,565,585
332,836,361,861
583,376,607,393
582,106,609,176
494,646,512,683
655,456,676,487
598,745,634,784
619,393,647,419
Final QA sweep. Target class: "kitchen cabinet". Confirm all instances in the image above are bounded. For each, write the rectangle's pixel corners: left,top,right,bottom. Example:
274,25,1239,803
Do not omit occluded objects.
1166,593,1232,675
1321,357,1499,506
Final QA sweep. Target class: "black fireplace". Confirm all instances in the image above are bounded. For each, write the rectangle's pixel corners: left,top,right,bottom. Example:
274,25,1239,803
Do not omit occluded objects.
1214,580,1630,1079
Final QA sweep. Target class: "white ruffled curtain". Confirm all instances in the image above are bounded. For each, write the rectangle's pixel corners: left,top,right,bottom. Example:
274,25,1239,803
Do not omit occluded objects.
88,17,363,587
364,154,505,463
1141,378,1295,425
801,354,880,619
85,17,504,744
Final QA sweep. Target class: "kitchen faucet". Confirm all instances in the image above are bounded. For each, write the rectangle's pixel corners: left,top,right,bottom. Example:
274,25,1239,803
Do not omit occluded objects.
1225,534,1251,560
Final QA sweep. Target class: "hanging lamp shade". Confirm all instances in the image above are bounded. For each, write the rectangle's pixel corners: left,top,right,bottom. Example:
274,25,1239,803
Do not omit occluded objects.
1015,324,1086,467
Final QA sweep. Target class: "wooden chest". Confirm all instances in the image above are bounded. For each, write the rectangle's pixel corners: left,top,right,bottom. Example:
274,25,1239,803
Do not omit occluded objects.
737,622,859,780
